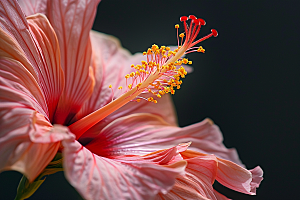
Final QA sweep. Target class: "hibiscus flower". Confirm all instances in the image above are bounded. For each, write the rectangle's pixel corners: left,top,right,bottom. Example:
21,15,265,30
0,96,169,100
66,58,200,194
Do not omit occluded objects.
0,0,263,199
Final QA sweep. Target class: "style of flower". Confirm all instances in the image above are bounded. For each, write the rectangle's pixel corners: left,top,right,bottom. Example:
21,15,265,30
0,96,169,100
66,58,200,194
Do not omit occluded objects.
0,0,263,199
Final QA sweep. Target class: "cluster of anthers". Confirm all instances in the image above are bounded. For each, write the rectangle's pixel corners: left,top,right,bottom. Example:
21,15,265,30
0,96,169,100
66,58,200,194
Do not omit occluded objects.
110,15,218,104
69,15,218,137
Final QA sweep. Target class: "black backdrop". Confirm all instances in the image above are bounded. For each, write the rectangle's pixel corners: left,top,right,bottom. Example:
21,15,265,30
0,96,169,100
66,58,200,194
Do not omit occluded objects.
1,0,299,199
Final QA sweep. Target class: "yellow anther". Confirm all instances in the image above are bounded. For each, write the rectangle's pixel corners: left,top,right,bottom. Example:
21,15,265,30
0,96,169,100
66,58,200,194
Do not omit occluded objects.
197,46,205,53
143,52,147,55
175,24,179,29
152,44,159,51
153,100,157,103
136,83,142,88
135,71,140,76
118,86,123,90
109,85,112,88
157,94,161,98
125,74,130,79
179,33,185,38
160,46,165,50
130,72,135,77
165,47,170,51
182,58,188,64
131,64,135,68
128,84,132,89
188,61,192,64
136,99,141,102
136,65,141,69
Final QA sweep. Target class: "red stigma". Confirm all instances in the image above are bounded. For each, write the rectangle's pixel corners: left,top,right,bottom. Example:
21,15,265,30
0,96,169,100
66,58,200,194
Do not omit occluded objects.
211,29,218,37
176,15,218,52
180,16,188,21
198,18,206,25
189,15,197,20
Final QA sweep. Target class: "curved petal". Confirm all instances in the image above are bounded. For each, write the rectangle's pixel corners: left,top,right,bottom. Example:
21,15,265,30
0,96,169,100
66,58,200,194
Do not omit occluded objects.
85,113,242,166
0,58,73,181
249,166,263,194
18,0,48,16
156,154,219,200
62,139,187,200
215,158,263,195
48,0,100,124
0,1,65,121
113,143,190,165
26,14,64,121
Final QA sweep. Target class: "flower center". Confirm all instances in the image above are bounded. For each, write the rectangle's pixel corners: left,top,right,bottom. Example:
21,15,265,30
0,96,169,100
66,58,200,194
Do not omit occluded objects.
68,15,218,139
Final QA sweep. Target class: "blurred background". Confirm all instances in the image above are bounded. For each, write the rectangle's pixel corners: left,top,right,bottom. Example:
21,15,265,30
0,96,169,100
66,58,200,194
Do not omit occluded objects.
1,0,299,199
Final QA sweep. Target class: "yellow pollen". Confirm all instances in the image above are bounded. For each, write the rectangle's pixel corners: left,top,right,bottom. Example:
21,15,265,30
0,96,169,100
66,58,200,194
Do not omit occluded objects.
143,52,147,55
118,86,123,90
130,72,135,77
175,24,179,29
188,61,192,64
109,85,112,88
182,58,188,64
131,64,135,68
165,47,170,51
197,46,205,53
128,84,132,89
179,33,185,38
136,99,141,102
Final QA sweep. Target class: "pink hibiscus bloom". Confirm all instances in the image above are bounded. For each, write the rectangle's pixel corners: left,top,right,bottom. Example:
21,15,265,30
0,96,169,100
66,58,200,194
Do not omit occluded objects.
0,0,263,199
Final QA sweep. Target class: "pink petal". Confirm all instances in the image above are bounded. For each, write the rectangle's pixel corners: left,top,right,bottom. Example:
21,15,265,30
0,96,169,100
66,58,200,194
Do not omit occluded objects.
0,58,73,181
249,166,263,194
85,114,242,166
48,0,100,124
0,96,58,182
26,14,65,121
113,143,190,165
0,58,46,116
156,154,219,200
62,139,187,200
216,158,263,195
18,0,48,16
0,1,65,121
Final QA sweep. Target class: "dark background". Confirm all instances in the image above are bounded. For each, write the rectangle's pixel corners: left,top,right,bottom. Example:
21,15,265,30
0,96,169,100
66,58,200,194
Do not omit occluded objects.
1,0,299,199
